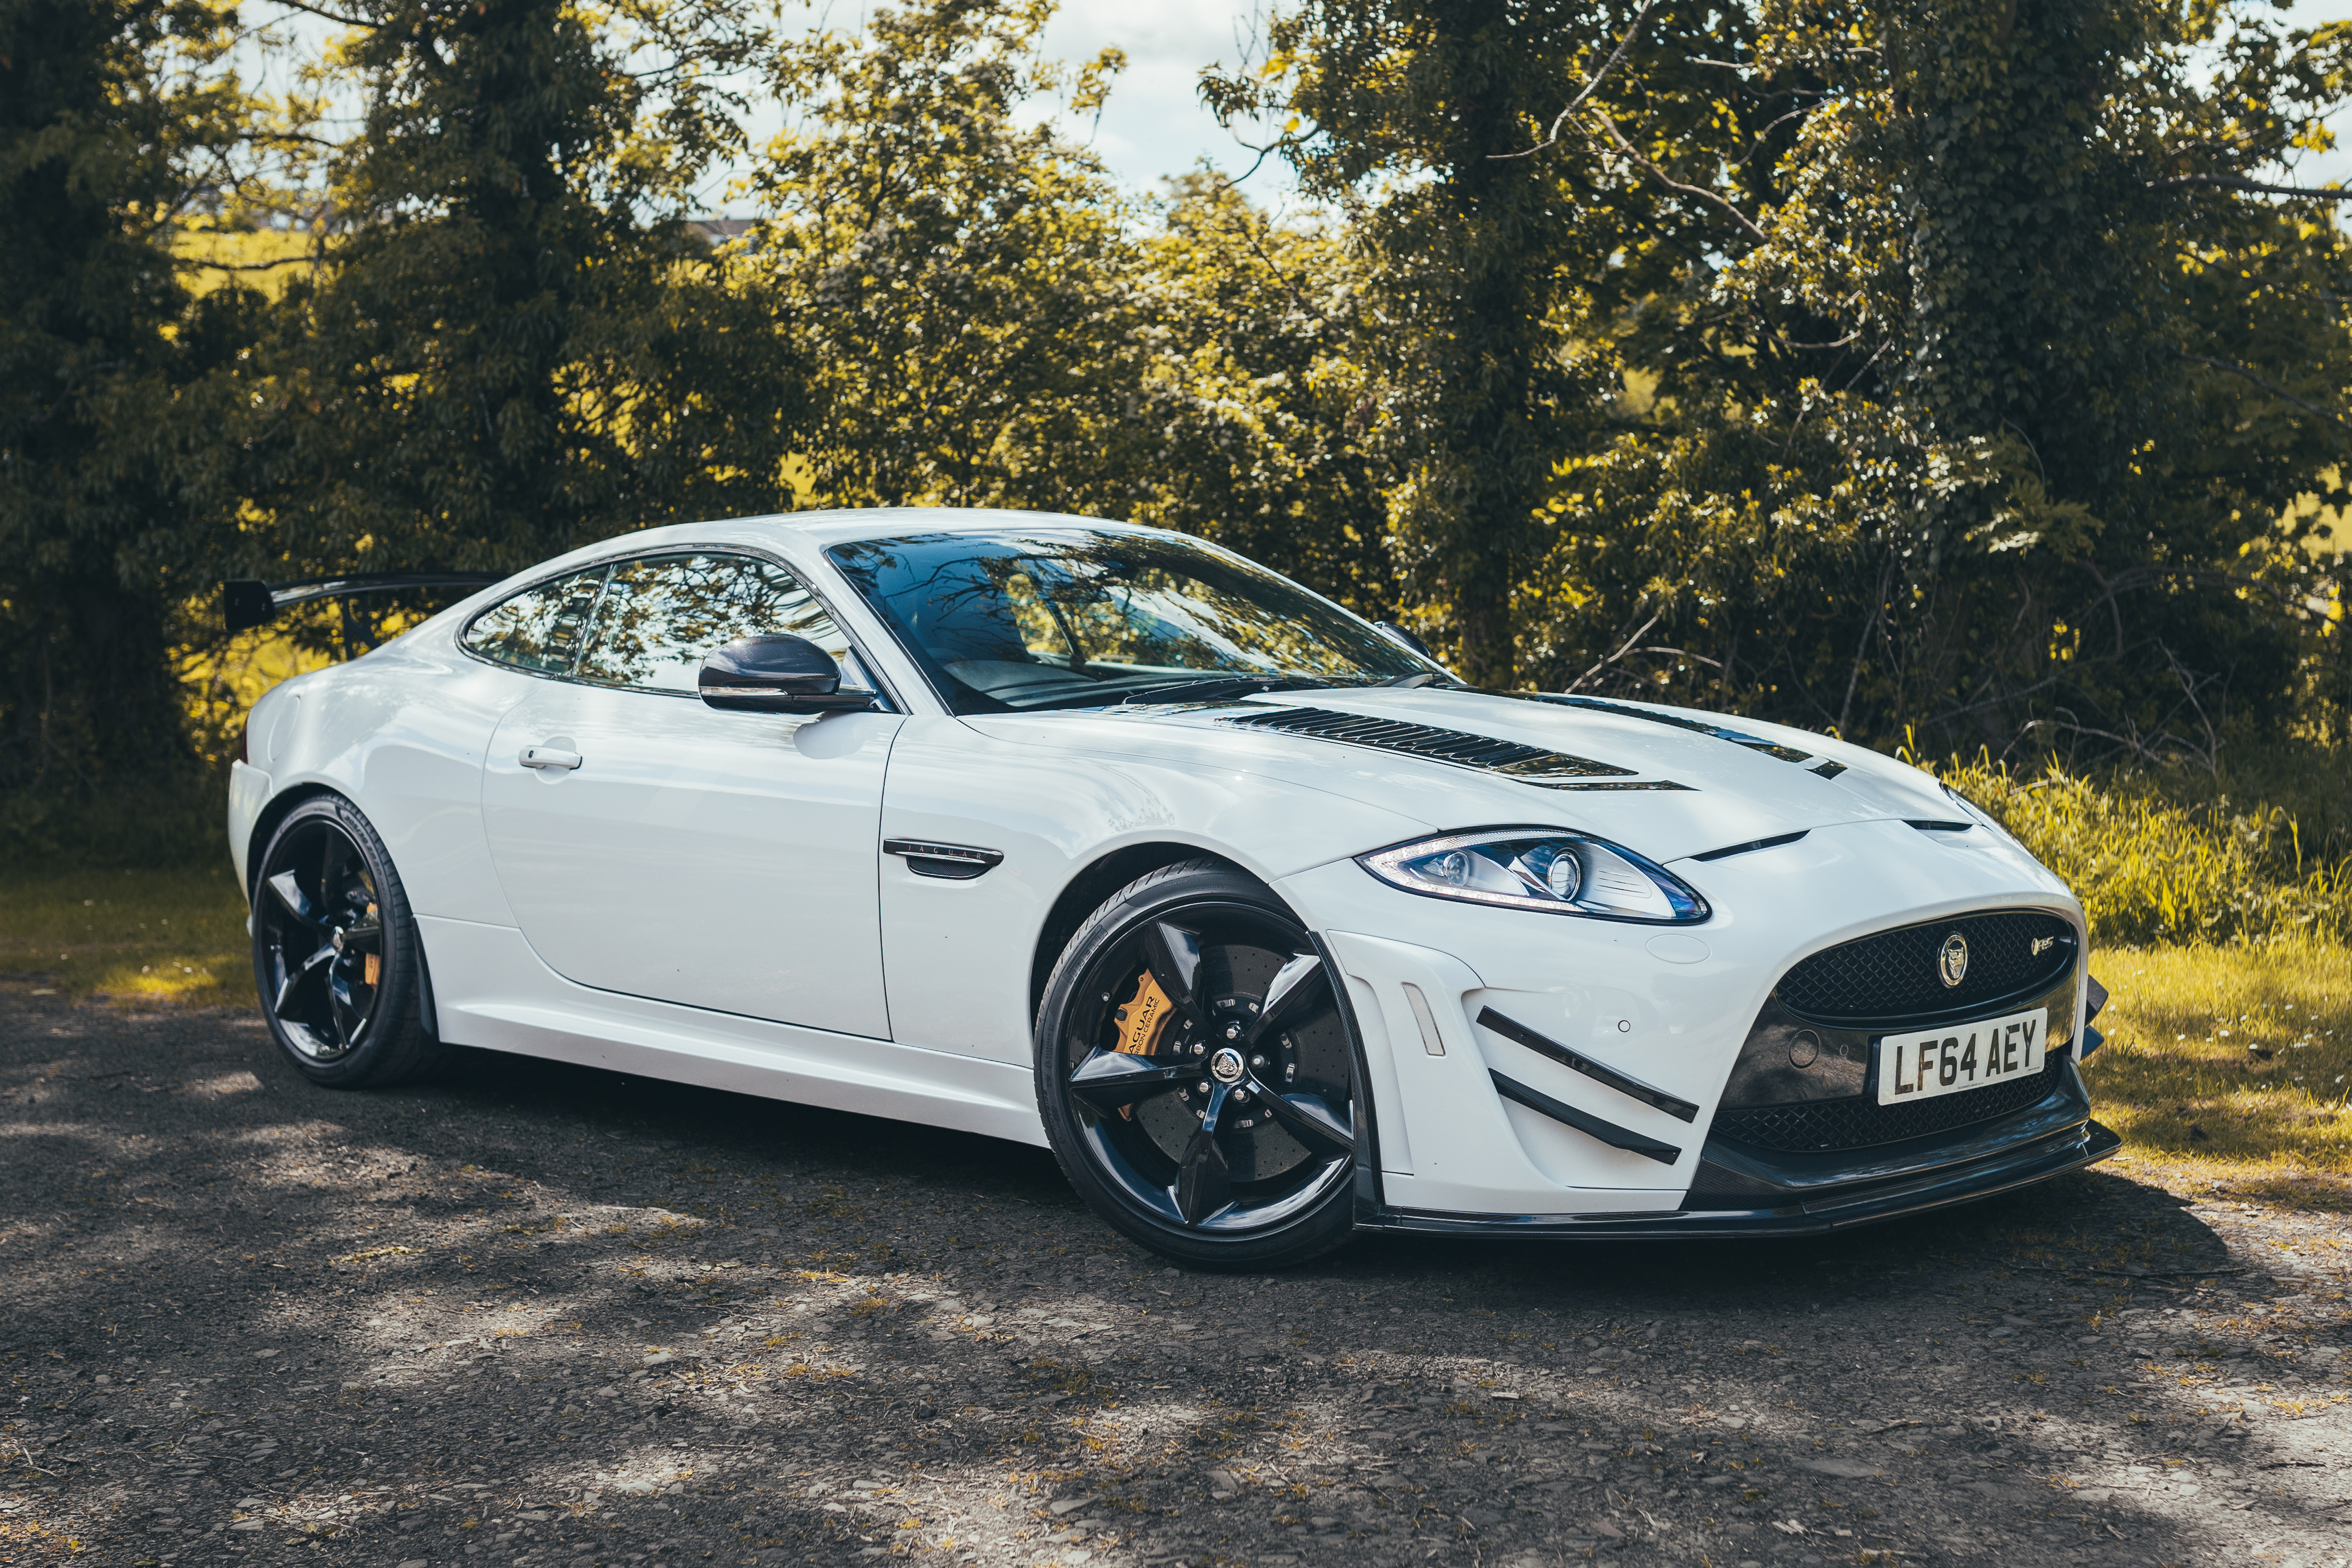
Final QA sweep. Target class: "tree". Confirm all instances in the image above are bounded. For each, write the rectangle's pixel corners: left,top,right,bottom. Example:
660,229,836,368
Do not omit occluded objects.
747,0,1137,512
1518,0,2352,760
233,0,799,595
0,0,262,849
1203,0,1745,684
1119,174,1399,619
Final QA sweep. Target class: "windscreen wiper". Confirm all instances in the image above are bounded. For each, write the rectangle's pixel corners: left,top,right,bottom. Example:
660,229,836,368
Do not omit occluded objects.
1116,675,1337,705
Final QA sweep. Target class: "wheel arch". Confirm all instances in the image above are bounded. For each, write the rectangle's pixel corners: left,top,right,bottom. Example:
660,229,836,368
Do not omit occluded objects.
246,782,446,1050
244,782,343,901
1028,841,1258,1029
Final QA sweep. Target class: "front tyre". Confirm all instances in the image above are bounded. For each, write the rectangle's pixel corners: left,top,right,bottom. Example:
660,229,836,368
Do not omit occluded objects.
1035,860,1359,1271
250,794,442,1088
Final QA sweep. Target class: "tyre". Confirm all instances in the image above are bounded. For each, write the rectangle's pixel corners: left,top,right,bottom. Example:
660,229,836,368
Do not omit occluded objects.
1035,859,1360,1271
250,794,443,1087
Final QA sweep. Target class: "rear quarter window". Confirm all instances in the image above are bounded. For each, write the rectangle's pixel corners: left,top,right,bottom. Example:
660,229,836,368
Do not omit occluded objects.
460,569,608,674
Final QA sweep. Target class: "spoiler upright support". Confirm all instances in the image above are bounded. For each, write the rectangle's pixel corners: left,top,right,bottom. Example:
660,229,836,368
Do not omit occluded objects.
221,572,506,635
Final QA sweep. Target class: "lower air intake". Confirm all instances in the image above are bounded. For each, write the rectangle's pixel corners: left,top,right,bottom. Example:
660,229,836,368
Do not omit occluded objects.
1709,1055,2066,1153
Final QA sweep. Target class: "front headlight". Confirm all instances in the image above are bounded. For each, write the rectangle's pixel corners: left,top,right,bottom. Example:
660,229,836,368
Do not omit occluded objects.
1357,827,1709,923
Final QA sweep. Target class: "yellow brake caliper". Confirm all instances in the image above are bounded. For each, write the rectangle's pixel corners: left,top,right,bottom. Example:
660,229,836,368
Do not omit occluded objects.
1111,968,1177,1119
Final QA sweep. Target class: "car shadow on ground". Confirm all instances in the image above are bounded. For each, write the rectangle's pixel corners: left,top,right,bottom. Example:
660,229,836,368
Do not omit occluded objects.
5,995,2344,1568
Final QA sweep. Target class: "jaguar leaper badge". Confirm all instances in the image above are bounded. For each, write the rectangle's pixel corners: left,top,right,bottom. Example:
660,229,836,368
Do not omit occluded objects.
1938,933,1970,988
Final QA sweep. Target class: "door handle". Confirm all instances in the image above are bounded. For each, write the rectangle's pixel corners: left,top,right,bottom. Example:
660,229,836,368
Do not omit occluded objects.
519,746,583,771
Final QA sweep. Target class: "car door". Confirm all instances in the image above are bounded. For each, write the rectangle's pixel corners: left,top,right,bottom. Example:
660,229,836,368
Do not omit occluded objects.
475,550,904,1038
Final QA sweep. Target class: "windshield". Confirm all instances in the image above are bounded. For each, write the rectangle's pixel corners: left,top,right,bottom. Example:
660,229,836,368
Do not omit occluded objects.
826,528,1439,713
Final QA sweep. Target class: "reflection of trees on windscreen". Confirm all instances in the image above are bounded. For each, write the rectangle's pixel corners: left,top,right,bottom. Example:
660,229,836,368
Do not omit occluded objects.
1035,562,1373,678
831,531,1417,707
580,555,845,692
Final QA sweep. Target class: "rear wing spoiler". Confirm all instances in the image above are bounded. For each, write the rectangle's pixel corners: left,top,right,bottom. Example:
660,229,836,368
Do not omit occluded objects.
222,572,505,634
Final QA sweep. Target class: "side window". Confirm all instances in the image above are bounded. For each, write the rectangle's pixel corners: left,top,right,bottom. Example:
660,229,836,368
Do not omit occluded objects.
575,554,862,694
460,568,608,675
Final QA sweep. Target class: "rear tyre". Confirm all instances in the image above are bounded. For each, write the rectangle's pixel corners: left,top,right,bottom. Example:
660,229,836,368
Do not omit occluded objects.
1035,860,1360,1272
250,794,442,1087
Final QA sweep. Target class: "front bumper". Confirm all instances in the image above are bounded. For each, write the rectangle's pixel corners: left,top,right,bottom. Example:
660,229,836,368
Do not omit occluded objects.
1359,1064,2119,1238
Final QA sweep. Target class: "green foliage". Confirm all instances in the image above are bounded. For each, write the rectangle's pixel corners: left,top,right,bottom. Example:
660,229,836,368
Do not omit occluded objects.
748,0,1136,511
0,0,260,823
233,0,803,591
1934,750,2349,945
1204,0,1742,683
5,0,2350,848
1518,0,2350,758
1117,176,1398,620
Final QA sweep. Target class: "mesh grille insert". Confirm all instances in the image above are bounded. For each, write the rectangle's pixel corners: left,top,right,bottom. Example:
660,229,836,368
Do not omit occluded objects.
1222,707,1641,782
1708,1055,2066,1153
1777,909,2074,1024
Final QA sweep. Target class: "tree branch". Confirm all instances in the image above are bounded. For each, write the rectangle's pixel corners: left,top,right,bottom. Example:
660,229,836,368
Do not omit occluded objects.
2178,352,2352,434
1588,108,1768,240
263,0,375,25
2147,172,2352,199
1495,0,1659,160
182,255,315,272
1565,612,1661,693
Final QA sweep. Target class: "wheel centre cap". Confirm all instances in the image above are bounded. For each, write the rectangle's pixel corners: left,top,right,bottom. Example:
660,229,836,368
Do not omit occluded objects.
1208,1047,1246,1085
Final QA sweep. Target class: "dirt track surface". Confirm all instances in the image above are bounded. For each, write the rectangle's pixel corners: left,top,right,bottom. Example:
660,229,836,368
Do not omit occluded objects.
4,992,2350,1568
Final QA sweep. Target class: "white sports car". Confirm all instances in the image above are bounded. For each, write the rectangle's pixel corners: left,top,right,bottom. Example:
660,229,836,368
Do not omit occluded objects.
226,508,2117,1269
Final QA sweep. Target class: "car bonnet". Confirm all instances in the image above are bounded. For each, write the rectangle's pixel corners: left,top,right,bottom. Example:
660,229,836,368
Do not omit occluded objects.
962,687,1959,865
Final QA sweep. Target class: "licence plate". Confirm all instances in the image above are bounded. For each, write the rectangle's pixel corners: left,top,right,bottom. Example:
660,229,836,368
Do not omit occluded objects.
1876,1008,2049,1105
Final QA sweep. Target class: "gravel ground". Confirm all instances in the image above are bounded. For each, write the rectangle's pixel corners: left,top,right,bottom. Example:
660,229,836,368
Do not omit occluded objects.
4,990,2350,1568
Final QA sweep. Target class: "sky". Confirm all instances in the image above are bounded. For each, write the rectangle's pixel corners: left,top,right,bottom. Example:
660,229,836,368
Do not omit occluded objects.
1034,0,1278,195
244,0,2352,206
1027,0,2352,196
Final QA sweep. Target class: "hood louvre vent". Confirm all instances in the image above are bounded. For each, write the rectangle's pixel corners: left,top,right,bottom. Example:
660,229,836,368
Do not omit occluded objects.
1524,694,1815,764
1222,706,1690,791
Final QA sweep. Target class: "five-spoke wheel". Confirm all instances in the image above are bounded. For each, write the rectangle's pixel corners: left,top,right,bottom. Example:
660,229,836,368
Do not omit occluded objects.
1036,860,1361,1270
251,794,440,1086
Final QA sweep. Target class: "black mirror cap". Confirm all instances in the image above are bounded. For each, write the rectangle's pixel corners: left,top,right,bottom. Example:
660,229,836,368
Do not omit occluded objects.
699,634,877,714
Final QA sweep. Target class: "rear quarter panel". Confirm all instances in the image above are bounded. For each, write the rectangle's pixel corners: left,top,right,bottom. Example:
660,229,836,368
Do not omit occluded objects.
256,630,526,927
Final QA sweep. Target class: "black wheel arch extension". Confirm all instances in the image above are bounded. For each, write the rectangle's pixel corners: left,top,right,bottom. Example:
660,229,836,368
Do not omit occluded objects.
1027,842,1254,1028
245,783,341,903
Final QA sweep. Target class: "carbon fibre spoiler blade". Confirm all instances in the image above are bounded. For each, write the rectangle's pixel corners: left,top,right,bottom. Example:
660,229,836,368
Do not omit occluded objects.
221,572,505,634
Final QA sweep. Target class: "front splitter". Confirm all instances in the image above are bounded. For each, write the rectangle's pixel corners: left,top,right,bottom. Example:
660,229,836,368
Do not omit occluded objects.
1360,1117,2122,1240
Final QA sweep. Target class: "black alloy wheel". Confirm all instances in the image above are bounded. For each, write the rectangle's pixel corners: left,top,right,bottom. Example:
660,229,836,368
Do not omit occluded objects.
1035,860,1361,1270
250,794,441,1087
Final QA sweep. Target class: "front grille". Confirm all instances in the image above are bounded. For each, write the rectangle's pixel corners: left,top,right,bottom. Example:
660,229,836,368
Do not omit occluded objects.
1710,1053,2066,1153
1777,909,2074,1024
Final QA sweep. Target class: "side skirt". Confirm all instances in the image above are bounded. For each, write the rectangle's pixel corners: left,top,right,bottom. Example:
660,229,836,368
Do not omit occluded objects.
418,915,1047,1148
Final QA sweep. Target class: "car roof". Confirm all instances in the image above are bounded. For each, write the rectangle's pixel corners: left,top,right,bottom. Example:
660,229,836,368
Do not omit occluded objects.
581,506,1173,558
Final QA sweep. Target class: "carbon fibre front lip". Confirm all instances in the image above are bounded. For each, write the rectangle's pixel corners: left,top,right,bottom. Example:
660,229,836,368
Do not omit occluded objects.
1358,1116,2121,1240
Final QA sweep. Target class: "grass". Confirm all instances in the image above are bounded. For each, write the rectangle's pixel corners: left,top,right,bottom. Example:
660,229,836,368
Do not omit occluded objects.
2082,937,2352,1209
3,869,2348,1209
1932,752,2349,946
0,862,251,1006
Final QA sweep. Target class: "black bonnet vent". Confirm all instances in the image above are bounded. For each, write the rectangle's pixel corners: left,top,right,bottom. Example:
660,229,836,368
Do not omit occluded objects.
1221,707,1691,791
1523,694,1815,764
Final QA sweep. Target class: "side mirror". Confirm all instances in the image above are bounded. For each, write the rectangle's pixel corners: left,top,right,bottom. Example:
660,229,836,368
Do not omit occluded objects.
699,635,877,714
